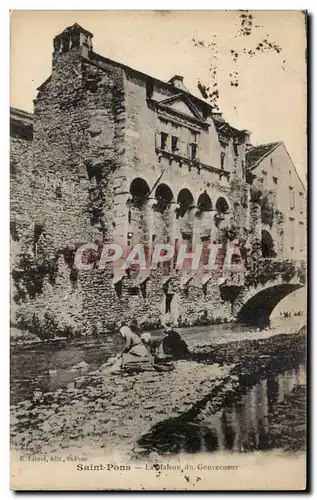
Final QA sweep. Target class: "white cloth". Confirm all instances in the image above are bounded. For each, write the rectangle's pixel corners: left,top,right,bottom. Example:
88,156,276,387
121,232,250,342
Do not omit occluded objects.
120,326,131,338
140,331,152,344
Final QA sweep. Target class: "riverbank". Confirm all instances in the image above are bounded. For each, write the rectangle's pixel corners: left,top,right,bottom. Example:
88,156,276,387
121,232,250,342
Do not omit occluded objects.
10,316,305,349
267,384,306,452
11,330,306,458
11,319,305,405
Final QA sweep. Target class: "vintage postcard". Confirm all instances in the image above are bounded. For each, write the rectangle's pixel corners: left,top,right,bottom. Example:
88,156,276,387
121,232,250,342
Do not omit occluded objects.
10,10,307,490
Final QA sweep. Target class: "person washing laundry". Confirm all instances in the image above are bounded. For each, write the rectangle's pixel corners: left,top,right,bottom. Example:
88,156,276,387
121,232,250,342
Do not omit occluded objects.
160,321,190,360
99,323,149,374
119,324,149,366
130,319,159,358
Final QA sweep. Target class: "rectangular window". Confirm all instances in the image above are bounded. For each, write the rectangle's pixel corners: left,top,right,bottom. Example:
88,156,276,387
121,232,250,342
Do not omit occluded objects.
190,143,197,160
289,187,295,209
171,136,179,153
273,177,278,185
299,192,304,213
233,143,239,156
299,221,305,251
160,132,168,150
289,217,295,250
220,151,225,169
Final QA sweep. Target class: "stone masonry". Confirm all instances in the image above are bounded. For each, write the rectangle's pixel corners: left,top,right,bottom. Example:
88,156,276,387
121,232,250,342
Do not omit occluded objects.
10,24,306,337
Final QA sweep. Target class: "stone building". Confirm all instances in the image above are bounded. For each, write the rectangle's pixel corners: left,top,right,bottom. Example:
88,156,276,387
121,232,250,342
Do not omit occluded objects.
246,142,306,261
10,24,306,336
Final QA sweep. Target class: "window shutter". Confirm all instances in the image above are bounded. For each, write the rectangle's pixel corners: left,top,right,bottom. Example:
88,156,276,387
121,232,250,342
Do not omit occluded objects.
179,140,186,156
155,132,160,149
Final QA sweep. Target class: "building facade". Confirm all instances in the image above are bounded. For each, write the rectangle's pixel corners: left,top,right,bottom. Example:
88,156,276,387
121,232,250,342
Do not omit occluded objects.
246,142,306,261
10,24,306,336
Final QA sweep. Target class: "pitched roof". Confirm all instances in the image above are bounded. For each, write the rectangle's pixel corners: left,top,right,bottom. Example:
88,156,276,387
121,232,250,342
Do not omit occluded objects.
62,23,93,38
246,142,281,170
213,116,249,140
10,107,33,141
10,107,33,124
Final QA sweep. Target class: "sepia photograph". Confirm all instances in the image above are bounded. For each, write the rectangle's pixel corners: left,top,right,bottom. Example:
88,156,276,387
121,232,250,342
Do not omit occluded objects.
10,10,307,490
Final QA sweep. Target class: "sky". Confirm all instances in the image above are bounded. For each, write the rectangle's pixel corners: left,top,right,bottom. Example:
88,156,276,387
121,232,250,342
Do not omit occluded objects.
10,10,307,183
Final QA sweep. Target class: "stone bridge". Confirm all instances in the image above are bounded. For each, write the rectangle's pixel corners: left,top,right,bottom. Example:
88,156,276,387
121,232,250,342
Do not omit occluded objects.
232,259,306,328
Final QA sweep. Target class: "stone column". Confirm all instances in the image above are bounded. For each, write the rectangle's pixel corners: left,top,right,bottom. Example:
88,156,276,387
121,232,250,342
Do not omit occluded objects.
145,198,156,266
171,203,180,247
192,208,201,251
113,190,130,243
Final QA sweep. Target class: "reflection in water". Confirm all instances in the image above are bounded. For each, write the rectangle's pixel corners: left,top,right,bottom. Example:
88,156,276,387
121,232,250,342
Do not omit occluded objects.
11,321,293,406
202,365,306,453
10,337,121,405
137,364,306,455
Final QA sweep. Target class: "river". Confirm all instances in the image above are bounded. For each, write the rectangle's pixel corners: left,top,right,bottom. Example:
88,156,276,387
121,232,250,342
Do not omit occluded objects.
137,362,306,455
10,319,304,406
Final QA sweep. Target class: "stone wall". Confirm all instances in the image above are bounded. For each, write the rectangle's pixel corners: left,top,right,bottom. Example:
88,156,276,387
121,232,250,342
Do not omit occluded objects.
10,23,303,338
9,45,251,335
10,135,34,323
250,143,306,261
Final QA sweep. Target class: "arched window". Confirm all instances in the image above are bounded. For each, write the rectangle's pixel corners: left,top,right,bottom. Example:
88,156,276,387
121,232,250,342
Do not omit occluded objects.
215,197,229,214
130,178,150,206
177,188,194,218
261,230,276,258
197,192,212,212
155,183,173,212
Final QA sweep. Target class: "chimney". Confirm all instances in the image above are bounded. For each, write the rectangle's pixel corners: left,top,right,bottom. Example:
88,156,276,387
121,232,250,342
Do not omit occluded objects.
53,23,93,59
212,112,224,121
243,130,252,147
168,75,188,92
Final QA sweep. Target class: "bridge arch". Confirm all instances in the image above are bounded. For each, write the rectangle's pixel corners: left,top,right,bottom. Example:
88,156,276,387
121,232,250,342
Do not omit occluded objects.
235,282,304,328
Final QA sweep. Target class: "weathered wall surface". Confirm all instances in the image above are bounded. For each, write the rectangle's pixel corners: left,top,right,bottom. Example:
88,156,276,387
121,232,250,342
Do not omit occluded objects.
10,24,305,337
250,144,306,261
10,135,34,323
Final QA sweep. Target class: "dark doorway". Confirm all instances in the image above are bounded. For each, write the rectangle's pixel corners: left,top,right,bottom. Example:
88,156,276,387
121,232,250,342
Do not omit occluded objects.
165,293,174,313
261,230,276,258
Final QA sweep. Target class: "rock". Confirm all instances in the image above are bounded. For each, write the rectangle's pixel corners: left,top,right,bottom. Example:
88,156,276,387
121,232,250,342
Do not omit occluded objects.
143,402,156,410
148,452,161,461
41,421,52,432
11,416,18,426
72,361,89,371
